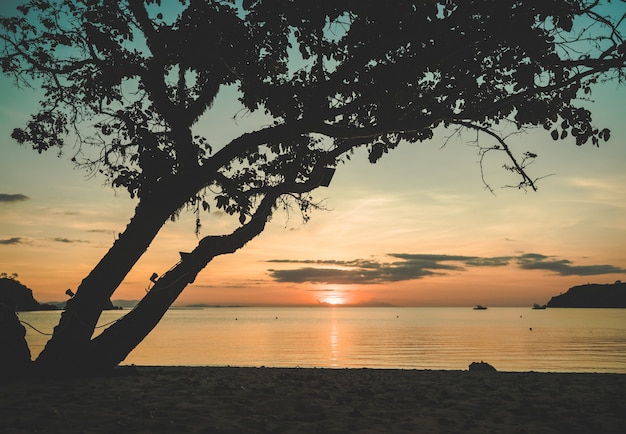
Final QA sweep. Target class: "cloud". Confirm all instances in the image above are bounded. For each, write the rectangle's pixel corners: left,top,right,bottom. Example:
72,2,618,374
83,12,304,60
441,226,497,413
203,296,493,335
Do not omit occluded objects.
0,193,29,203
516,254,626,276
267,259,383,268
267,252,626,284
388,253,478,270
268,255,450,285
0,237,23,245
192,283,246,289
268,266,429,284
52,237,89,244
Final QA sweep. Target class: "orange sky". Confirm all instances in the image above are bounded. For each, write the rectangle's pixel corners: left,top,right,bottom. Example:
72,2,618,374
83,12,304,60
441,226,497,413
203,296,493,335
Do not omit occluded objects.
4,108,624,307
1,2,626,307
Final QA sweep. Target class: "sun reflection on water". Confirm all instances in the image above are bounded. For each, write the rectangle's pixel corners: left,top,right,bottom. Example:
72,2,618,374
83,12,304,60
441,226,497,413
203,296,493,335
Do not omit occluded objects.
18,308,626,373
329,317,340,366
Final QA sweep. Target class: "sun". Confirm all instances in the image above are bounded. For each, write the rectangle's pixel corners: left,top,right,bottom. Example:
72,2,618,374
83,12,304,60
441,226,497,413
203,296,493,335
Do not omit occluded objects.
322,295,345,305
319,289,349,305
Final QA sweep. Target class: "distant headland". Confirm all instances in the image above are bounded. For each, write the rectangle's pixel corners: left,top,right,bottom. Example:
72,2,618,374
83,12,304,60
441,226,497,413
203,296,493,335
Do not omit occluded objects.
0,276,120,311
546,281,626,308
0,276,59,311
4,276,626,310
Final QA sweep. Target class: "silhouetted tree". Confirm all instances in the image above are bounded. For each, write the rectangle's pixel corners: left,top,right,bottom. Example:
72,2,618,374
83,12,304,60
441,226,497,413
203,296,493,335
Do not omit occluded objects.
1,0,624,376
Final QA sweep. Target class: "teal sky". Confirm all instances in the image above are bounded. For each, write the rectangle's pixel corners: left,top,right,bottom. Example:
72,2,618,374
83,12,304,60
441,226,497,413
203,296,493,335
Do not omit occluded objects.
1,1,625,306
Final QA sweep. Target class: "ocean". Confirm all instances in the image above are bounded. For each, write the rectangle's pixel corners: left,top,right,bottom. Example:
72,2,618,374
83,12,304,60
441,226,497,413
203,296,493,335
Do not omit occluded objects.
18,307,626,373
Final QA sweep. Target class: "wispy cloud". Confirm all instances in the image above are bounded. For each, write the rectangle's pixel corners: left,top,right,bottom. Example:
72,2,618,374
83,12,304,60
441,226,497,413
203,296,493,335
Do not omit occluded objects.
268,254,463,284
191,283,249,289
0,237,23,245
516,253,626,276
0,193,29,203
52,237,89,244
267,253,626,284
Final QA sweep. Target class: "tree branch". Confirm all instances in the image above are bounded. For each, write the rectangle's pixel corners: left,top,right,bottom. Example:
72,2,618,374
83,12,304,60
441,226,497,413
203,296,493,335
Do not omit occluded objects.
451,120,539,191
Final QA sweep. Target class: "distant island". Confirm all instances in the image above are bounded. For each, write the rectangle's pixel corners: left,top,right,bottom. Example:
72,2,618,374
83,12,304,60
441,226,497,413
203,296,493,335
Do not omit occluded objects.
547,281,626,308
5,275,625,311
0,277,120,311
0,277,59,311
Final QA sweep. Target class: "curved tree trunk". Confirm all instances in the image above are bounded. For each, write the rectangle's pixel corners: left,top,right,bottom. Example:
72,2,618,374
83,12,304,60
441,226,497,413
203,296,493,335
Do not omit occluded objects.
86,256,201,371
34,190,186,376
0,304,32,380
37,169,322,374
86,198,276,371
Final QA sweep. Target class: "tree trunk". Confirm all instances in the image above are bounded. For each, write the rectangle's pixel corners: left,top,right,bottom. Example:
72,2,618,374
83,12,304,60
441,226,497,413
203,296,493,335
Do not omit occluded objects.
86,200,276,371
0,304,32,380
34,192,184,376
86,255,201,371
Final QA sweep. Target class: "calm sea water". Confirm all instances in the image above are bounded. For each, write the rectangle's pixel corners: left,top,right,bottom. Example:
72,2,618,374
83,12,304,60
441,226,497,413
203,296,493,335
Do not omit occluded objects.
18,307,626,373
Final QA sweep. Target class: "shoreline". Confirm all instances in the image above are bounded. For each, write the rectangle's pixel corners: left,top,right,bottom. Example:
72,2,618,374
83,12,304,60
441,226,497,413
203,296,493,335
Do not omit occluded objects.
2,366,626,433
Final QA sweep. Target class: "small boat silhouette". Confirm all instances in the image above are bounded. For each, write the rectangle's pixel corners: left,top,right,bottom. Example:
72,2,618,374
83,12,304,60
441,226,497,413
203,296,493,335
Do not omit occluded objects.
473,305,488,310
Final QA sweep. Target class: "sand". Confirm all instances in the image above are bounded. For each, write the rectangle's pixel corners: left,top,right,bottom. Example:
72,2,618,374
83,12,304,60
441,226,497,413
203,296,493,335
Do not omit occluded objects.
2,366,625,433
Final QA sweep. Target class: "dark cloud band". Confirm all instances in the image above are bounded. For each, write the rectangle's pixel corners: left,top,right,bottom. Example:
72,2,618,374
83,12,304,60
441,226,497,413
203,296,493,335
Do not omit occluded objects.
0,193,29,203
52,237,89,244
0,237,23,245
267,253,626,284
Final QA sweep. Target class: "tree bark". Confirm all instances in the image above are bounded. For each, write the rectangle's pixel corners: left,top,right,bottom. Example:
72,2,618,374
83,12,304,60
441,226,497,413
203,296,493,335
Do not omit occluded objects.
85,254,200,371
86,196,277,371
34,190,186,376
0,303,32,380
38,163,327,374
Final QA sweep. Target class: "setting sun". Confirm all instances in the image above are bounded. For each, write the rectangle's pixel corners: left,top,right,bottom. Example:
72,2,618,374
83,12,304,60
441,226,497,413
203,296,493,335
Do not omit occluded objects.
317,287,350,305
0,0,625,311
322,296,345,305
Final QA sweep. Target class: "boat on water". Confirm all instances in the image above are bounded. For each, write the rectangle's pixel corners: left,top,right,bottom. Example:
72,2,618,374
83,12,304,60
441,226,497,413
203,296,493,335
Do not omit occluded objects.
532,303,547,309
473,305,488,310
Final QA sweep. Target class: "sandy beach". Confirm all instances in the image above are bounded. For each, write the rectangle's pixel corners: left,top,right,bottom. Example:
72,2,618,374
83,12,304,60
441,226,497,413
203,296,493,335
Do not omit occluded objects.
2,366,625,433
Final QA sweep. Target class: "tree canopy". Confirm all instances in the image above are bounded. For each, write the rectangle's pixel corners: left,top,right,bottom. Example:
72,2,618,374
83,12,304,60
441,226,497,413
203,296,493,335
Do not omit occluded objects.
3,0,624,204
1,0,624,375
